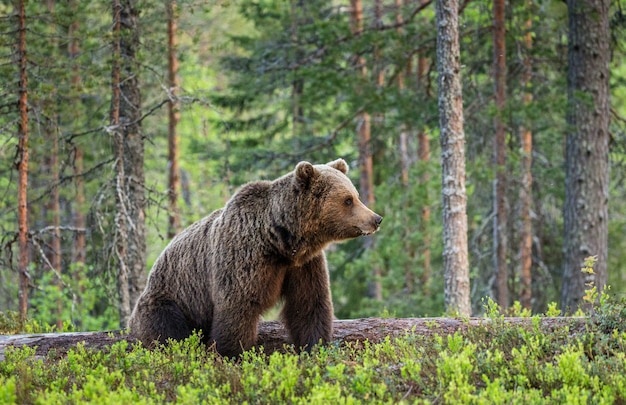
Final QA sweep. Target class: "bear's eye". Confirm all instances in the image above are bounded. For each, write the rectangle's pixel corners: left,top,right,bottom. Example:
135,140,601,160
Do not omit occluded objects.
344,197,353,206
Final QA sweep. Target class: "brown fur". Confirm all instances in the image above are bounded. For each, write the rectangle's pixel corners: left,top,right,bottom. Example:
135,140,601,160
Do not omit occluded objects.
128,159,382,357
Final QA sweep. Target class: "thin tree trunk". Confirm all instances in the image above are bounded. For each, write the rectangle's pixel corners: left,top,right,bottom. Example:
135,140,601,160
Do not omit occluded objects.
47,127,62,330
518,8,533,310
68,4,87,319
417,42,432,291
290,0,305,141
369,0,384,302
492,0,508,310
167,0,181,239
111,0,131,327
350,0,379,301
395,0,414,293
16,0,30,323
561,0,610,313
436,0,471,316
45,0,63,331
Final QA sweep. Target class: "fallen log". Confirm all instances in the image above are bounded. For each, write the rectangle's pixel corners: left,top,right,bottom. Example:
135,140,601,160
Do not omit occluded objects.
0,317,587,361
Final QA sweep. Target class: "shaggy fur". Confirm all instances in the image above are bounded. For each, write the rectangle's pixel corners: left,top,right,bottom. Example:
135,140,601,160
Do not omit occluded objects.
128,159,383,357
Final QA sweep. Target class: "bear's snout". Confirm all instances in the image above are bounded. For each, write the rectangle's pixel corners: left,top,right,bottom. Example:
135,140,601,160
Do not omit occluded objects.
359,213,383,235
370,214,383,233
374,214,383,227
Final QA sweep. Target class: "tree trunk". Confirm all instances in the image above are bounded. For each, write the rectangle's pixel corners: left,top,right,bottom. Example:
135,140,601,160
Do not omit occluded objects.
417,39,432,291
111,0,131,327
435,0,471,316
518,7,533,310
44,0,63,331
492,0,508,310
68,2,87,307
119,0,146,314
561,0,610,313
111,0,146,327
46,125,62,330
396,0,415,293
167,0,181,239
0,317,587,360
350,0,380,301
16,0,30,323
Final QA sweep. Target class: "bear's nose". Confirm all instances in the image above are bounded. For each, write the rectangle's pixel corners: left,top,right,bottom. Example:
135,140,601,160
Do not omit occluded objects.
374,215,383,226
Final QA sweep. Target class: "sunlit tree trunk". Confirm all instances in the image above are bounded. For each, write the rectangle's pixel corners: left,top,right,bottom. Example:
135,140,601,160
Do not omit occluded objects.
350,0,379,301
167,0,181,239
16,0,30,323
518,6,533,311
492,0,508,310
436,0,471,316
561,0,610,313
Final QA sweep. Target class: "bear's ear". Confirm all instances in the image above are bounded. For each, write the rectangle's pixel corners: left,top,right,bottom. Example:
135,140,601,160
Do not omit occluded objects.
295,161,317,188
327,158,349,175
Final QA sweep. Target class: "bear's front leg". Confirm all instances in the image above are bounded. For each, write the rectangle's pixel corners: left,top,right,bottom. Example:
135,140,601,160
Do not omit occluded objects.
281,254,334,351
211,308,260,358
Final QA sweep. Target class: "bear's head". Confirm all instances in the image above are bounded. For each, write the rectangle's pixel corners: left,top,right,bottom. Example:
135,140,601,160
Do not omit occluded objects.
294,159,383,242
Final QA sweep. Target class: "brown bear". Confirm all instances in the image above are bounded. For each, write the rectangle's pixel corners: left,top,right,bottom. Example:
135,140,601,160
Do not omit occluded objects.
128,159,382,357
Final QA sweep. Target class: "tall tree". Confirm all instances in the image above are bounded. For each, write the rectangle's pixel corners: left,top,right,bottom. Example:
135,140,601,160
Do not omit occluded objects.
350,0,379,301
492,0,508,309
111,0,131,326
16,0,30,323
436,0,471,316
111,0,146,327
167,0,181,239
395,0,416,293
68,0,86,277
518,4,533,310
44,0,63,330
416,11,432,291
561,0,610,312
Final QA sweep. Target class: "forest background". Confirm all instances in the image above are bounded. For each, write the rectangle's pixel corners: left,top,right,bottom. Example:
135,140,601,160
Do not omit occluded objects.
1,0,625,332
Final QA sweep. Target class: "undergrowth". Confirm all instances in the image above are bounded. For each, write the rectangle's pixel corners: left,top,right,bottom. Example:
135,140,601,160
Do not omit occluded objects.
1,296,626,404
2,259,626,403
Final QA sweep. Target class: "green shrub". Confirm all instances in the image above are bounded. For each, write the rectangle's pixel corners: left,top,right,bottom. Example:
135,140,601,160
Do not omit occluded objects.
3,298,626,403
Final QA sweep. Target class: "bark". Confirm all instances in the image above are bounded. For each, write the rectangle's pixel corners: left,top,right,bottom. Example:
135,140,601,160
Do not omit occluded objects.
119,0,146,313
561,0,610,313
45,0,63,331
111,0,146,327
47,127,62,330
16,0,30,323
417,40,432,290
418,130,432,289
350,0,379,301
519,8,533,310
167,0,181,239
436,0,471,316
492,0,508,309
0,317,587,360
69,2,87,305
